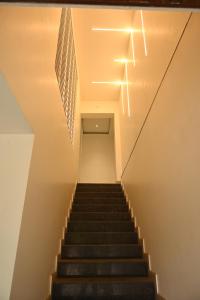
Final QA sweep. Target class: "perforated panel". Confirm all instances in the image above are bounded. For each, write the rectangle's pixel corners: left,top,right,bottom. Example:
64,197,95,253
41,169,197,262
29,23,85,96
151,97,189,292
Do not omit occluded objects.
55,8,78,141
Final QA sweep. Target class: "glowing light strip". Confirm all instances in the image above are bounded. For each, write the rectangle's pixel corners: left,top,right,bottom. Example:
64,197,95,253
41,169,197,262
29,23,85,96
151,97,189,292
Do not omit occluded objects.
140,10,148,56
92,81,128,86
92,27,135,33
121,84,125,114
125,63,131,117
130,32,136,67
114,58,131,64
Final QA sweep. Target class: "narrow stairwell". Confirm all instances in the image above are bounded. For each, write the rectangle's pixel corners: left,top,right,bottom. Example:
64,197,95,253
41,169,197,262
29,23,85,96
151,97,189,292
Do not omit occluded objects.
51,183,156,299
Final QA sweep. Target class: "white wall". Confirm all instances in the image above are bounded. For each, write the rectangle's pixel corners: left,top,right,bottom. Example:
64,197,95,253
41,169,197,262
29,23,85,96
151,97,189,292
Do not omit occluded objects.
0,7,80,300
121,12,200,300
79,132,116,183
0,74,34,300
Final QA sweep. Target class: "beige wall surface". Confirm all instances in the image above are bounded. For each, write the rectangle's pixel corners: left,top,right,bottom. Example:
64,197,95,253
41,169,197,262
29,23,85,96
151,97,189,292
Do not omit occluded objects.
0,75,34,300
122,13,200,300
79,132,116,183
0,7,80,300
119,10,190,170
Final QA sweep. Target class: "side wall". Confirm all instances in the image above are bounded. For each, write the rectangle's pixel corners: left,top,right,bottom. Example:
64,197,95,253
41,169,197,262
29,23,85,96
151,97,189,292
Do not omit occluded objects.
121,12,200,300
0,75,34,300
0,7,80,300
79,132,116,183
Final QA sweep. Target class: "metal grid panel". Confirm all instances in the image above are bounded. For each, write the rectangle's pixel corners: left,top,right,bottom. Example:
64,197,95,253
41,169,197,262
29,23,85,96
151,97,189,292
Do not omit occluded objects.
55,8,78,142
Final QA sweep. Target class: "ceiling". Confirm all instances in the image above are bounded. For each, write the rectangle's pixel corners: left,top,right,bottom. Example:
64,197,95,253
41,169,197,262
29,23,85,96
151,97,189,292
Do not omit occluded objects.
72,8,133,102
82,118,111,133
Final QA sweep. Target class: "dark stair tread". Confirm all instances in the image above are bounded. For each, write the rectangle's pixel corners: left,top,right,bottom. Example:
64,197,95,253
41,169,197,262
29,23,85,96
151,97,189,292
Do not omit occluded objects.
71,205,129,212
53,276,154,283
75,193,124,197
75,193,125,198
77,182,121,187
57,258,149,277
65,232,138,244
68,220,134,224
67,221,134,232
58,258,147,263
69,218,134,224
63,242,140,246
76,186,123,191
70,212,131,221
73,199,127,205
70,212,130,214
74,197,126,200
72,203,128,212
52,277,155,299
61,243,143,259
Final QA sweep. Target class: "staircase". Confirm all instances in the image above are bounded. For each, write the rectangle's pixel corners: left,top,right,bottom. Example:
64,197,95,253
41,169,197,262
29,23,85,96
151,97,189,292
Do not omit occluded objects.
51,183,156,300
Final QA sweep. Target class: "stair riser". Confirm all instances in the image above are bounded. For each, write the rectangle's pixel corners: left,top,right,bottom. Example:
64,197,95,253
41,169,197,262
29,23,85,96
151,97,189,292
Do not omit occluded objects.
57,261,148,277
70,213,131,221
72,205,128,212
75,192,124,198
76,187,123,193
67,222,134,232
52,282,155,299
65,232,138,244
61,245,143,259
73,199,126,205
77,184,121,188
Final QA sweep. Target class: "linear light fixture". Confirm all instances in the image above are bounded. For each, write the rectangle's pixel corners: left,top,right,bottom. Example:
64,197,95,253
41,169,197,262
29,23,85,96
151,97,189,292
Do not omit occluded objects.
140,10,148,57
130,32,136,67
92,81,128,86
92,27,135,33
125,62,131,118
114,58,131,64
121,84,125,115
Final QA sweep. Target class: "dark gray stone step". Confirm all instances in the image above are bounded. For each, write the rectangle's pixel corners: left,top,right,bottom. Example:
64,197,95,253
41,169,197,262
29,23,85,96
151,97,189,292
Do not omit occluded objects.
65,232,138,244
73,198,126,205
72,204,128,212
75,192,125,198
67,221,134,232
77,184,122,188
76,185,123,192
61,244,143,259
70,212,131,221
57,258,148,277
52,277,155,300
